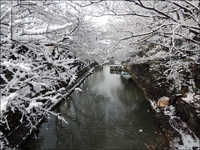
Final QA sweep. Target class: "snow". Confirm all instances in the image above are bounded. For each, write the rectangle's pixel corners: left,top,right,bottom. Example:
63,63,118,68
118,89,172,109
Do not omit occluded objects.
0,7,11,20
13,19,23,26
26,100,43,114
23,23,72,35
1,93,18,113
69,74,77,85
2,61,31,71
151,95,200,149
194,95,200,101
75,87,82,92
176,133,199,149
29,81,48,93
164,105,175,116
169,116,200,149
182,93,195,103
88,68,95,73
70,66,78,73
18,63,31,71
161,97,200,149
181,93,200,111
149,99,160,113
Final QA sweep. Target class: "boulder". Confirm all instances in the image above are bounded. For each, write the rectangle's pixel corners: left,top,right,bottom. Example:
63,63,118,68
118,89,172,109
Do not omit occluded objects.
157,96,170,107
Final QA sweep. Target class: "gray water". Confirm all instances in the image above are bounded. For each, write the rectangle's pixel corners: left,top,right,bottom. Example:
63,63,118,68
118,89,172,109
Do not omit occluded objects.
22,65,161,149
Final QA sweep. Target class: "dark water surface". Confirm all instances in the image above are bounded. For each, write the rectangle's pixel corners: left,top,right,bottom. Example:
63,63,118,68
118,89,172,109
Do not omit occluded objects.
22,65,161,149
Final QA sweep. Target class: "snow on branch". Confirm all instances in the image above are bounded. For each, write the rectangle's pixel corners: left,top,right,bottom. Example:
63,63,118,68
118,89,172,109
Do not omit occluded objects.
22,23,72,35
1,93,19,114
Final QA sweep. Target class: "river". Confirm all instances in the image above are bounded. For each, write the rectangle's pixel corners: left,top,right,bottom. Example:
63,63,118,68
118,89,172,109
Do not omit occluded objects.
22,65,161,149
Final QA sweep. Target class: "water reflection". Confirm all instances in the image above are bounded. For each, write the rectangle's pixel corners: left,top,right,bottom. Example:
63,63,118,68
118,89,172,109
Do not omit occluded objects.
22,65,160,149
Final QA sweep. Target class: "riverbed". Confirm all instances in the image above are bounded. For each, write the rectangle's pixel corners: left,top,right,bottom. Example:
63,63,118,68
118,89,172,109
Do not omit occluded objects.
22,65,161,149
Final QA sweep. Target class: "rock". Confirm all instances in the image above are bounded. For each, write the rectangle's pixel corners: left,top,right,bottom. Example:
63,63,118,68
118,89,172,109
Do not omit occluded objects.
157,96,170,107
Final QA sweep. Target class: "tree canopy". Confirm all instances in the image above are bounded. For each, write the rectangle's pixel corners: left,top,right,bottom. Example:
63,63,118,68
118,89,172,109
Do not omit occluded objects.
0,0,199,149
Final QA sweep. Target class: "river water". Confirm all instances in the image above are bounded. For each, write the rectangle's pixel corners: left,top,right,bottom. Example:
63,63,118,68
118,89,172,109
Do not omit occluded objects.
22,65,161,149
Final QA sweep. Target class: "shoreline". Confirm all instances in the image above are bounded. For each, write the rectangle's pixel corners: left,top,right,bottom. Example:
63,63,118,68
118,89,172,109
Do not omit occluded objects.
128,71,173,149
125,66,200,149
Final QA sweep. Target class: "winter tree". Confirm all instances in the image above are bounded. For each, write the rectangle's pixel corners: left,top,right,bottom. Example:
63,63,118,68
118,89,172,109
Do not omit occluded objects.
86,0,200,92
1,0,199,149
0,1,101,148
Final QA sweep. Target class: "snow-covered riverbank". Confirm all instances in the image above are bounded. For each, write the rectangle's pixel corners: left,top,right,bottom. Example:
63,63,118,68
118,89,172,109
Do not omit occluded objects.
126,65,200,149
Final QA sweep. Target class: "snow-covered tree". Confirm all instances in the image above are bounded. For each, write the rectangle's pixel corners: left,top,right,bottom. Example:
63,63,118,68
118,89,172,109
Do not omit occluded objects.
1,0,199,148
89,0,200,91
0,1,101,148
